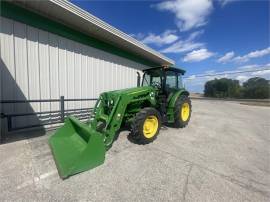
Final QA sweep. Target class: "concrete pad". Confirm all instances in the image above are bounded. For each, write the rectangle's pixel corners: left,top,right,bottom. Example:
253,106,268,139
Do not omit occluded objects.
0,100,269,201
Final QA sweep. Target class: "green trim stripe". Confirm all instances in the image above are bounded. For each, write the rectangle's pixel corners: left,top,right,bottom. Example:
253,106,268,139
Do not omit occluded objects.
1,1,158,67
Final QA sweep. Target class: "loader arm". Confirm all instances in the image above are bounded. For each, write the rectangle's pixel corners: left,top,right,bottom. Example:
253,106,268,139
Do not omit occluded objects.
93,88,156,149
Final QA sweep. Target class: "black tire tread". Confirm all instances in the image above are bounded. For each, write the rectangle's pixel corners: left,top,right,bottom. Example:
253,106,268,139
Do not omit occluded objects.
174,95,192,128
131,107,161,144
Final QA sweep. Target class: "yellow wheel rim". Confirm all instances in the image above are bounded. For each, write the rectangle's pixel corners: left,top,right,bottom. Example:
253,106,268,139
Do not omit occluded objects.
143,116,159,138
181,103,190,122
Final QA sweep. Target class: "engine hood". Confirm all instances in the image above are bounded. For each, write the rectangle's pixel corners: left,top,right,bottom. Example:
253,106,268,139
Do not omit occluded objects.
106,86,154,96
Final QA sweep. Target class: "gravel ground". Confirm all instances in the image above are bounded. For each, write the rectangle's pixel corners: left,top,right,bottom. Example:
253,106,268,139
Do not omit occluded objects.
1,100,270,202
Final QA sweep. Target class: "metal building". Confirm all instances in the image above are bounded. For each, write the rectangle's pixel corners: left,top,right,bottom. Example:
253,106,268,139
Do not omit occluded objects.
0,1,174,139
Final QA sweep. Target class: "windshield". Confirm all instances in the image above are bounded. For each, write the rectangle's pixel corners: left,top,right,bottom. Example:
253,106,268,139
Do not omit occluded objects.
142,69,162,87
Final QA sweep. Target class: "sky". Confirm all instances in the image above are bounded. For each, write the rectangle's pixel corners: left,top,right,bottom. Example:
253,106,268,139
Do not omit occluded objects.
71,0,270,93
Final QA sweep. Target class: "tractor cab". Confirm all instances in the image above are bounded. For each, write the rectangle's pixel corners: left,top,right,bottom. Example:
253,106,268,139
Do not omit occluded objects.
141,67,189,123
142,67,186,97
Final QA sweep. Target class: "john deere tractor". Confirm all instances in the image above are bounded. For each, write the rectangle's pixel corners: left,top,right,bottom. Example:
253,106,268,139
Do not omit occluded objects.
49,67,191,178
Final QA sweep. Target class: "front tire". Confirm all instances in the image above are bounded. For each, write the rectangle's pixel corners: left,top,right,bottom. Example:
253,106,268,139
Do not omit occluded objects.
174,95,192,128
131,107,161,144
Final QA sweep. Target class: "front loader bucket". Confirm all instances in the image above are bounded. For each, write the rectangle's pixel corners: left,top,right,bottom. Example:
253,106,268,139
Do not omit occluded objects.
49,117,105,178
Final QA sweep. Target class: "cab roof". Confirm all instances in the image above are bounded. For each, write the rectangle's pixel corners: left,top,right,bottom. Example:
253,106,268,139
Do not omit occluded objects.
143,67,186,75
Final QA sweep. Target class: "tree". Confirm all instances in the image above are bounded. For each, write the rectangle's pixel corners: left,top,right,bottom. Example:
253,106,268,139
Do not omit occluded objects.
242,77,270,98
204,77,270,99
204,78,241,98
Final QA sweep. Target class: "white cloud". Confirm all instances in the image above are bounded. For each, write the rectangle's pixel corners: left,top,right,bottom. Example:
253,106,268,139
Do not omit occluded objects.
187,75,197,80
195,63,270,77
236,75,249,83
216,47,270,64
235,68,270,83
161,40,204,53
153,0,213,31
217,51,235,63
237,63,270,70
184,64,270,93
131,29,206,54
234,47,270,63
140,30,179,46
219,0,236,7
251,69,270,76
161,30,204,53
237,64,260,70
205,70,216,74
184,63,270,92
188,30,204,40
183,49,215,62
129,33,145,40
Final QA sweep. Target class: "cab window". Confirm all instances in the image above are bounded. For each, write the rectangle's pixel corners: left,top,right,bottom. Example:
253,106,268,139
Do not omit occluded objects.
178,74,183,88
165,71,177,89
142,69,161,87
142,74,151,86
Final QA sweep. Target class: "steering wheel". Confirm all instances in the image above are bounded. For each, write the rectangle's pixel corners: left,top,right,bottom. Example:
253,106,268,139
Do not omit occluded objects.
151,81,161,89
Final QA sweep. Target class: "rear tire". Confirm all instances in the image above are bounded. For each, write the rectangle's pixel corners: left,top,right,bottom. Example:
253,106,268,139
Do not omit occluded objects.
131,107,161,144
174,95,192,128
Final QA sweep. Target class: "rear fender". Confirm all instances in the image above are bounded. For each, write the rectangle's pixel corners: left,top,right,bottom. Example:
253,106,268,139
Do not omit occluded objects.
166,90,189,122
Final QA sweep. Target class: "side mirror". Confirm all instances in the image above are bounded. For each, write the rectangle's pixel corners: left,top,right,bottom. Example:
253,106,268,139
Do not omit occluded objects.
137,72,141,87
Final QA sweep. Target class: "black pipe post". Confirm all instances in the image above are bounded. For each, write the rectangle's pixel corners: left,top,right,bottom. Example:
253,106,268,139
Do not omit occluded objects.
137,72,141,87
60,96,65,122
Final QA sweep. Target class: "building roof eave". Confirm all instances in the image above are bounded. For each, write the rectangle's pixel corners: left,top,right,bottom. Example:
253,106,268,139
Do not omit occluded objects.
11,0,175,67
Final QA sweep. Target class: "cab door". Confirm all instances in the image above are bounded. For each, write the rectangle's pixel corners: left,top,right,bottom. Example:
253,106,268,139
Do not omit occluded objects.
165,70,178,93
165,70,183,101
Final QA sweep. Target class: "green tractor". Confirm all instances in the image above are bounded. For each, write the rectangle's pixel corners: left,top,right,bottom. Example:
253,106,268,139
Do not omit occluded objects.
49,67,192,178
